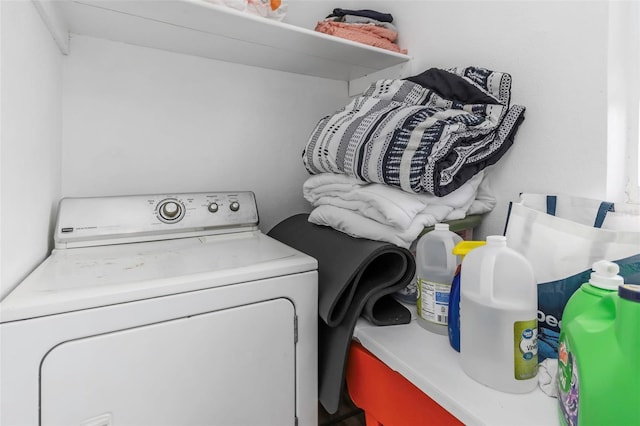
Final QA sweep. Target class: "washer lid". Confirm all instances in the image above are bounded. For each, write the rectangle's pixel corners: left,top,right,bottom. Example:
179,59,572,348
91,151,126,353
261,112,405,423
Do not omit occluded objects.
0,231,317,322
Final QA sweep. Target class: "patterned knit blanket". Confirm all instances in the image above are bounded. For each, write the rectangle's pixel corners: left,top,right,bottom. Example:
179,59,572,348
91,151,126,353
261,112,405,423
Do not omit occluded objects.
302,66,526,197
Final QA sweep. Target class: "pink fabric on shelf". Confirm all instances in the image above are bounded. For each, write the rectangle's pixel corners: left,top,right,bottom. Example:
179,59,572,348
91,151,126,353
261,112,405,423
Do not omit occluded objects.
315,21,407,54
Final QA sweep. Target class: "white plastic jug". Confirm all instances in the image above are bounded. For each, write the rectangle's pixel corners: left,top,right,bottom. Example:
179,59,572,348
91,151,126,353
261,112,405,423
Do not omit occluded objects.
416,223,462,335
460,235,538,393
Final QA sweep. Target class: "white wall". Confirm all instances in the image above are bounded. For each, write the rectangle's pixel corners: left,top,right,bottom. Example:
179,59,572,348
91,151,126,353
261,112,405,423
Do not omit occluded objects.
608,0,640,203
61,35,348,234
0,0,62,299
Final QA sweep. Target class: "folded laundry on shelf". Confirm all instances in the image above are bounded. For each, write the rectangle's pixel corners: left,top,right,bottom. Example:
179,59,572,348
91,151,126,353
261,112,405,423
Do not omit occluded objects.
303,66,526,197
326,8,394,23
336,15,397,32
315,20,406,54
315,8,406,54
303,171,494,248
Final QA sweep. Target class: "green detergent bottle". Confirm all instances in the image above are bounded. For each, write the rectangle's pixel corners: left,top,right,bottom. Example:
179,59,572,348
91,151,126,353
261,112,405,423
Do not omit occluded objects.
562,260,623,326
557,283,640,426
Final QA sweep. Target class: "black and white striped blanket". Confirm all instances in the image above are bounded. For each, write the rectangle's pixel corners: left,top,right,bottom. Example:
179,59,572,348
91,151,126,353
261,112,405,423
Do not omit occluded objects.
303,66,526,197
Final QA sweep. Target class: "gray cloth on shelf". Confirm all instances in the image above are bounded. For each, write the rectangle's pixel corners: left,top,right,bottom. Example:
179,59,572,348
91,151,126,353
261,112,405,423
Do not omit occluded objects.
332,15,398,32
268,214,414,414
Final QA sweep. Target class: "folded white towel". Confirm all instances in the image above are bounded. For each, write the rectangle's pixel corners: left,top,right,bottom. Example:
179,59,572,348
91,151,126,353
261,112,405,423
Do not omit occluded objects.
309,204,447,249
304,171,493,248
304,171,485,230
467,173,497,215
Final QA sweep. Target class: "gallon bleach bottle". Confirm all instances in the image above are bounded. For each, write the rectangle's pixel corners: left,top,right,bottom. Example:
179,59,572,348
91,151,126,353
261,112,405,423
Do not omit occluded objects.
557,284,640,426
416,223,462,335
562,260,623,327
460,235,538,393
448,240,486,352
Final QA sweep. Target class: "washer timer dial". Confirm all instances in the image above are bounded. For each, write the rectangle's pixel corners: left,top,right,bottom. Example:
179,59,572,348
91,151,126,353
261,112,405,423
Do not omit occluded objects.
157,199,185,223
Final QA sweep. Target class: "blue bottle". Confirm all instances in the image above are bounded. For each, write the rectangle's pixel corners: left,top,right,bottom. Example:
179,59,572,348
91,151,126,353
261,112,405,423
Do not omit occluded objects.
448,241,485,351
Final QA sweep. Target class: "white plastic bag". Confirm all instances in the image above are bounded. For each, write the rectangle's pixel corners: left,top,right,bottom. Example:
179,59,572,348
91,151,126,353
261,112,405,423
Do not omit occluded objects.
504,194,640,360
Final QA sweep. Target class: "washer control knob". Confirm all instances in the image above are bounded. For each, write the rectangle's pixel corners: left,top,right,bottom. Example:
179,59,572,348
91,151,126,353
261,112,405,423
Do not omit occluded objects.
161,201,180,218
208,202,219,213
157,199,184,223
229,201,240,212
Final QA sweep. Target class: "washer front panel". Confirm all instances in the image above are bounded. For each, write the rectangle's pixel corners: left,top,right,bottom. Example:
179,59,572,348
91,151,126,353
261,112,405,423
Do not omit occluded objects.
41,299,296,426
0,271,318,426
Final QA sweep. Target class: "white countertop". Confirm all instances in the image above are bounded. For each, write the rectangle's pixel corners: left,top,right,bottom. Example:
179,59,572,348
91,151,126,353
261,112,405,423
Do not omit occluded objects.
353,314,559,426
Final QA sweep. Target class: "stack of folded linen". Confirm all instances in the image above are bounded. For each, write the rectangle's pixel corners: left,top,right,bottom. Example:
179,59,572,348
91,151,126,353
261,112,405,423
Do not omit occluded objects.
300,66,527,248
303,170,495,249
315,8,407,54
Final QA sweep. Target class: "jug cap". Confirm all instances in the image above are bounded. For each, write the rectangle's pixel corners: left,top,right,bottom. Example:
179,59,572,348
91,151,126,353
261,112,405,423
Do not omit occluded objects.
590,260,624,290
452,241,486,257
486,235,507,246
434,223,450,231
619,284,640,302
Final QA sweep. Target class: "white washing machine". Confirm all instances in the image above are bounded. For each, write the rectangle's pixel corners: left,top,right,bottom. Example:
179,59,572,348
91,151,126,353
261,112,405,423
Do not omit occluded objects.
0,191,318,426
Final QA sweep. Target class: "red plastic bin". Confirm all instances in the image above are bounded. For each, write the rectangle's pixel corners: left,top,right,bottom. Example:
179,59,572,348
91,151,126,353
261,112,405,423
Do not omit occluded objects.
346,341,463,426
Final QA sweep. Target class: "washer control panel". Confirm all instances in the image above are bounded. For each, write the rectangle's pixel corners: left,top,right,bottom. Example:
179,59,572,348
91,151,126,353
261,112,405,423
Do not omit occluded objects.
55,192,259,248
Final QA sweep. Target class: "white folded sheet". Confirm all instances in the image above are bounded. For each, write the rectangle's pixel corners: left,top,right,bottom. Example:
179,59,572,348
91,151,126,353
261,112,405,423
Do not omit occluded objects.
303,171,494,248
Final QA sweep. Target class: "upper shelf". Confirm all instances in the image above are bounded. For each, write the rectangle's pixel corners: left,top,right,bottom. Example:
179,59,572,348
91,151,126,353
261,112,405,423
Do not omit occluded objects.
34,0,412,84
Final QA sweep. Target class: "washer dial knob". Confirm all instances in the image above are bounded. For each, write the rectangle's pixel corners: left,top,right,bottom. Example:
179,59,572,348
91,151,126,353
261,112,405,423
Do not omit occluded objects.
157,199,184,223
229,201,240,212
208,202,219,213
162,202,179,218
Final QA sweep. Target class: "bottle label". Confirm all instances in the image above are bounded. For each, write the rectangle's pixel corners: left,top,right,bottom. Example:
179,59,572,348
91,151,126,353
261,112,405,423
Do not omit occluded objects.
513,320,538,380
557,336,580,426
417,278,450,325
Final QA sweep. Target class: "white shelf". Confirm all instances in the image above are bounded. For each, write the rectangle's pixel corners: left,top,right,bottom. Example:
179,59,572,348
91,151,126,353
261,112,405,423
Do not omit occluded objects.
35,0,412,87
353,318,558,426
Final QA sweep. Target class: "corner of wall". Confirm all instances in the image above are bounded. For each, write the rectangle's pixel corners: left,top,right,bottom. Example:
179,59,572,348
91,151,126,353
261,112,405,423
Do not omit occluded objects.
0,0,64,299
607,0,640,204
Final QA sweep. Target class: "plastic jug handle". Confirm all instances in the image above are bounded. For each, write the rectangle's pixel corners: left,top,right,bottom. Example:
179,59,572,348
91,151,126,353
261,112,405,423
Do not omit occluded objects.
446,240,457,270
